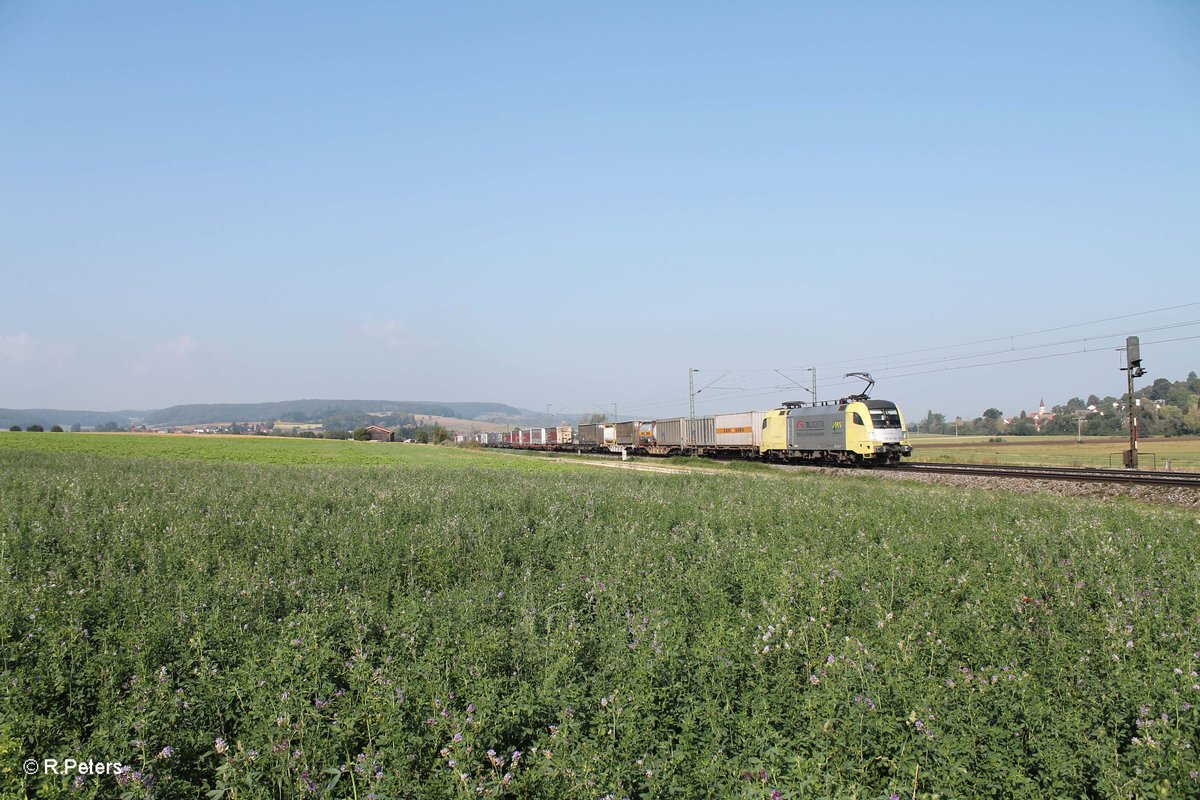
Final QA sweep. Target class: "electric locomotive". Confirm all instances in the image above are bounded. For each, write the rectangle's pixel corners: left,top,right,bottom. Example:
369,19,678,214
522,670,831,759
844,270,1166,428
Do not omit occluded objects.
760,398,910,465
761,373,911,465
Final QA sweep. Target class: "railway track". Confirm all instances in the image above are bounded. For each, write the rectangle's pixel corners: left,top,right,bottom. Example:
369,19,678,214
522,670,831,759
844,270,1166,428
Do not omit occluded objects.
893,461,1200,488
498,448,1200,490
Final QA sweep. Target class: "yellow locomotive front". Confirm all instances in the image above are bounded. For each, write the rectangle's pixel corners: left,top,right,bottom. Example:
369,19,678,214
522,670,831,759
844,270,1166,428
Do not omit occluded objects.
848,399,912,464
760,396,912,465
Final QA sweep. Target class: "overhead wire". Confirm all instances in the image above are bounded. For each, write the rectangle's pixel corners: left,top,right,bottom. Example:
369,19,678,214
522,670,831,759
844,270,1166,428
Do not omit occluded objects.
805,300,1200,370
839,319,1200,376
559,301,1198,420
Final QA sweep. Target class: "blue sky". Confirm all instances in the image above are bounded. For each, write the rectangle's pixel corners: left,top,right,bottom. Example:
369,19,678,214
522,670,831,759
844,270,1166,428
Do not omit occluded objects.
2,2,1198,421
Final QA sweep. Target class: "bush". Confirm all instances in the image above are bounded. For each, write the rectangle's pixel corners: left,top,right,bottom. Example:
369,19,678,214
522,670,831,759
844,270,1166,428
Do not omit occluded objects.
26,425,43,432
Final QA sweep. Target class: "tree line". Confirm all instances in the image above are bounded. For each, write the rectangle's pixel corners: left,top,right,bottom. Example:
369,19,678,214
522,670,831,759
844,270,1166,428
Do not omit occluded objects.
915,372,1200,437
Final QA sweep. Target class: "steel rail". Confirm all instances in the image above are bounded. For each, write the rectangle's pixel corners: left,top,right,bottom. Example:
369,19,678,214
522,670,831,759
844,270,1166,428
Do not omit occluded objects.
488,446,1200,488
892,462,1200,488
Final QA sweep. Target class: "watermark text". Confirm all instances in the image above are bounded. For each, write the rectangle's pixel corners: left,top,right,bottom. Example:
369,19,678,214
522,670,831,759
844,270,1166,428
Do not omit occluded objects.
23,758,123,776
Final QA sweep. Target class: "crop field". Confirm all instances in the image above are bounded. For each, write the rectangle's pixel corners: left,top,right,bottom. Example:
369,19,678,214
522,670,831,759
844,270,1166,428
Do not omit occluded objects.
911,435,1200,471
2,434,1199,798
0,432,498,468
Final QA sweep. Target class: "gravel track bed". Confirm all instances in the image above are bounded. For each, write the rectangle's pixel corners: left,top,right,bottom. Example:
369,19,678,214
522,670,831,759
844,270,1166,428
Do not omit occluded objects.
780,463,1200,509
518,452,1200,508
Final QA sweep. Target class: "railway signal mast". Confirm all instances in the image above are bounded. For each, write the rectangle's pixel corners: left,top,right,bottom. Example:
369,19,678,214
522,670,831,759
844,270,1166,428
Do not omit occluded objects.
1121,336,1147,469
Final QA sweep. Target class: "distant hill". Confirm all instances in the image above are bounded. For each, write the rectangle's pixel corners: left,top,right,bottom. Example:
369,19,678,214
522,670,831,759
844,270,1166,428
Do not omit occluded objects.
142,400,538,427
0,408,152,430
0,400,544,430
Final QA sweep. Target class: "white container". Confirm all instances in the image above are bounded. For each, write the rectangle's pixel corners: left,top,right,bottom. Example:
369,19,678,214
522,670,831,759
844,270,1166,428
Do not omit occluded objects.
712,411,766,447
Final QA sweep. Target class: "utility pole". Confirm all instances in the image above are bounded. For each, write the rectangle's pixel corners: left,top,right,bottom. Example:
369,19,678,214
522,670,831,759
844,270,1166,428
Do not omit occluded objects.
689,368,729,421
613,402,618,422
1120,336,1146,469
689,368,696,421
1076,414,1084,443
808,367,816,403
545,404,552,426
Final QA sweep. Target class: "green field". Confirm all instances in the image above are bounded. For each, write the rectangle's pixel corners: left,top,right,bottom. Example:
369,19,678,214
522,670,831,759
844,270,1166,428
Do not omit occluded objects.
910,434,1200,471
2,434,1198,798
0,432,491,467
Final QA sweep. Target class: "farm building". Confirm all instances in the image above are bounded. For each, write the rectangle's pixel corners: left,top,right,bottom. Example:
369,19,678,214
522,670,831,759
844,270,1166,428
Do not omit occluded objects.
364,425,394,442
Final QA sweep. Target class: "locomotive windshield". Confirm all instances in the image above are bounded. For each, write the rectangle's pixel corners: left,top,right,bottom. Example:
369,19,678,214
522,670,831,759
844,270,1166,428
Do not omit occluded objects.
865,401,903,429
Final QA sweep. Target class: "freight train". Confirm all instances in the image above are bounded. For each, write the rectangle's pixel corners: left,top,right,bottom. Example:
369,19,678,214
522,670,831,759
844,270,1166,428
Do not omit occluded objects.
474,375,912,466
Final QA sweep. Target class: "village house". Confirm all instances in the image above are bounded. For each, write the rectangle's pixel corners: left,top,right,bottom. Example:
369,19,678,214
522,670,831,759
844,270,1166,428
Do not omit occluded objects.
1003,399,1057,431
1030,398,1055,431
